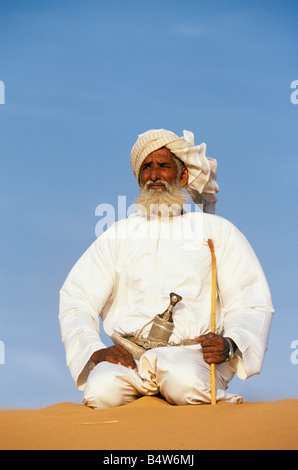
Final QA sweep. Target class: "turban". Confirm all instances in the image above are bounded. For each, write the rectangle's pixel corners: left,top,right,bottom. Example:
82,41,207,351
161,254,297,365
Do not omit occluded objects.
130,129,219,214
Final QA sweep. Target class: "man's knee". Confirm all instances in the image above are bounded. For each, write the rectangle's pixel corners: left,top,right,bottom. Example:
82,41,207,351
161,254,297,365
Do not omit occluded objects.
83,362,142,409
148,347,213,405
83,362,118,408
159,359,208,404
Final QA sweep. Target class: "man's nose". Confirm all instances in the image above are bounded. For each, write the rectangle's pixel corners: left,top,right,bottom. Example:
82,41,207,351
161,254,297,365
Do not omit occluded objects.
150,166,161,181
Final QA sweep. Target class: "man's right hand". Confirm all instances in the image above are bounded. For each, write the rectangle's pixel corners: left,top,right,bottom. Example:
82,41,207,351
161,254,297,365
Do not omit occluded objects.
91,344,138,371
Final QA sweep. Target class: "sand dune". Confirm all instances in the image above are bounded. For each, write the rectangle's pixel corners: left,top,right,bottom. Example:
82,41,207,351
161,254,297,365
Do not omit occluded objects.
0,397,297,450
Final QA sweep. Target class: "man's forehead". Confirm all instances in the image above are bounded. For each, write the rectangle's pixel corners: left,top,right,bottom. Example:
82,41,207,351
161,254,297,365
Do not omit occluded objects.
143,147,175,163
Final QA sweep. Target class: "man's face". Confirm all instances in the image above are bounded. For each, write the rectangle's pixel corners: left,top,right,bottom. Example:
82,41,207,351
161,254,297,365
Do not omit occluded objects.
139,148,178,191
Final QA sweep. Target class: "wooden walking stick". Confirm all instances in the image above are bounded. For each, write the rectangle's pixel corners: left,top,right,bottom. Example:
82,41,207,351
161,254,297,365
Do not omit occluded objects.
207,239,217,406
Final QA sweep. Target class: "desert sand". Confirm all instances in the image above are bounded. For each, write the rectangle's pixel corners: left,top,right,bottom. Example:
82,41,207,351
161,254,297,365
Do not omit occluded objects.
0,397,297,450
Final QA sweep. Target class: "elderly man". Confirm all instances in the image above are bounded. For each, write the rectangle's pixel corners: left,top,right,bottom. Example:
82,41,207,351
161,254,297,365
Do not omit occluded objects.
59,129,274,408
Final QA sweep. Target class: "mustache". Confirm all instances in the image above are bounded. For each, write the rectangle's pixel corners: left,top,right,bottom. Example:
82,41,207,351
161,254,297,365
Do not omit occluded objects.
143,180,171,191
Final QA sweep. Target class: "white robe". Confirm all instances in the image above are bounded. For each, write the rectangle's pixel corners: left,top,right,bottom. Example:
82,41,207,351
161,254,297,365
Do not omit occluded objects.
59,211,274,393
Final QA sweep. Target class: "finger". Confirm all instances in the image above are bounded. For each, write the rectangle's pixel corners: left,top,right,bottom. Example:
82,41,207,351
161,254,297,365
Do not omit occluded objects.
112,346,137,369
202,337,223,350
202,356,222,364
114,344,134,357
116,351,136,365
202,351,225,364
194,336,204,343
195,333,217,343
194,334,211,344
200,341,215,351
201,340,222,350
105,353,123,365
109,354,137,369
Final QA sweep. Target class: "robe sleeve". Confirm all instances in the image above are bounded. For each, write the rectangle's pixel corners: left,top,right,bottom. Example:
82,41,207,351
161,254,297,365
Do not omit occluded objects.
216,221,274,380
59,231,116,390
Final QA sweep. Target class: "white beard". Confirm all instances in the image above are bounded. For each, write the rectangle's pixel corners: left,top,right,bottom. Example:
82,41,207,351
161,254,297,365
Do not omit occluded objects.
134,180,189,218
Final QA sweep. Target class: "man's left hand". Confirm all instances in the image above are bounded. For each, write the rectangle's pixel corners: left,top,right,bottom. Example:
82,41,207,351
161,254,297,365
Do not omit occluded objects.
194,333,236,364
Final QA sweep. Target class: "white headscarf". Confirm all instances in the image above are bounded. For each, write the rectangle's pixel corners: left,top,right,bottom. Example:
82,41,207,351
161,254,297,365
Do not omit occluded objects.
130,129,219,214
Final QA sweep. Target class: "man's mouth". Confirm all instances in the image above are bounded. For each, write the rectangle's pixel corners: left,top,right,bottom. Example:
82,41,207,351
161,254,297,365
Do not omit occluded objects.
147,181,167,191
149,183,165,189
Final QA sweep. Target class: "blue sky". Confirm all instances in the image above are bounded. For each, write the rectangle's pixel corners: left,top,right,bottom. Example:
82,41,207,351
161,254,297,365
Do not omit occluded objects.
0,0,298,408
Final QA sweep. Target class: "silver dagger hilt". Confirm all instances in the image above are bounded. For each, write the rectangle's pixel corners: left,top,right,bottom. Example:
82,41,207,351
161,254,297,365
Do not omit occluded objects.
146,292,182,345
160,292,182,322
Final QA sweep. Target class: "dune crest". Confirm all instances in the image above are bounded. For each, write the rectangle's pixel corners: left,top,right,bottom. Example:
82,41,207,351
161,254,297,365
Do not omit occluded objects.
0,397,297,450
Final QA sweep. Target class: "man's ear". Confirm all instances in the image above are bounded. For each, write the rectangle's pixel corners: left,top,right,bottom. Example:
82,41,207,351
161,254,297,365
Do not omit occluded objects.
180,166,188,187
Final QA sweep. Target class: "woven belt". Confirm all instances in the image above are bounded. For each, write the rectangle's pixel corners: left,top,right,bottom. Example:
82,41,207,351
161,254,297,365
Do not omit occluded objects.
111,333,198,360
127,335,198,349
